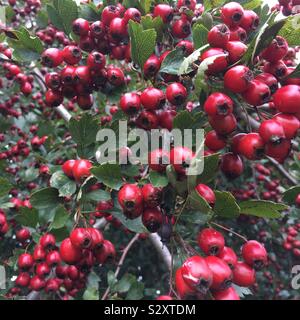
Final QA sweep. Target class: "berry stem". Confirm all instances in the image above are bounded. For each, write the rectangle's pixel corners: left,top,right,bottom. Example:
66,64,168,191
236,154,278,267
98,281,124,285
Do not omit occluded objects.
210,222,248,243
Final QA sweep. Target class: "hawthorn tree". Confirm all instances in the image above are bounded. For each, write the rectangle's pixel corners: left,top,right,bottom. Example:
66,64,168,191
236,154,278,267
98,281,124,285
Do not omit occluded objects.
0,0,300,300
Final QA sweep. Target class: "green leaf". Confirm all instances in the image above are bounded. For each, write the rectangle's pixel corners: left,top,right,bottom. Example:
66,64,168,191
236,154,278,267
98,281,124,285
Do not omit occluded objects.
79,3,100,21
69,113,99,152
85,189,111,202
50,206,70,229
214,191,240,219
173,110,207,131
126,281,144,300
114,274,135,293
178,44,209,75
239,200,288,218
203,0,225,11
0,178,12,197
15,207,39,228
192,24,209,49
46,5,64,30
128,20,157,70
83,287,99,300
19,168,39,182
283,186,300,205
30,188,61,210
91,164,123,190
187,190,212,214
160,47,186,75
141,16,163,41
5,6,16,22
8,27,43,62
55,0,79,35
36,10,49,28
107,270,117,287
240,0,262,10
50,171,77,197
149,171,169,188
196,153,220,184
278,14,300,46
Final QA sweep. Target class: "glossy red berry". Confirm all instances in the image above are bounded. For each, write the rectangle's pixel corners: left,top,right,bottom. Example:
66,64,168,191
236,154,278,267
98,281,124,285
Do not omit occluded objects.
208,114,237,135
205,256,233,290
255,73,278,94
30,276,46,291
170,146,194,175
273,85,300,114
62,45,82,65
18,253,34,271
107,67,125,86
72,18,90,36
198,228,225,256
176,40,194,56
33,245,46,262
181,256,213,293
141,87,165,110
60,238,82,264
119,92,141,115
195,184,216,206
242,80,271,106
265,139,291,162
45,89,63,107
259,119,286,144
142,208,163,233
90,21,105,38
36,262,51,278
118,184,143,218
142,184,162,208
88,228,104,250
229,26,247,42
218,246,238,269
171,17,191,39
109,18,128,40
87,51,106,70
226,41,248,63
207,24,230,48
177,0,196,10
39,233,56,251
273,113,300,139
123,8,141,23
72,159,92,182
242,240,268,269
238,133,265,160
166,83,187,106
175,267,196,299
70,228,92,249
136,111,159,130
101,5,121,26
153,4,173,23
15,273,30,288
261,36,288,63
62,160,76,179
41,48,63,68
224,65,253,93
233,261,256,287
200,48,228,74
143,55,161,79
221,2,244,27
16,228,31,242
204,92,233,117
264,60,288,79
45,72,61,90
94,239,116,264
205,130,227,152
220,153,244,179
240,10,259,32
46,250,61,267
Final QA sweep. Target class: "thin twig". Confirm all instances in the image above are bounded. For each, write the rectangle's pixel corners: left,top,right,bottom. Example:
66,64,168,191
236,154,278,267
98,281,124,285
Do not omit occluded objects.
211,222,248,243
101,234,139,300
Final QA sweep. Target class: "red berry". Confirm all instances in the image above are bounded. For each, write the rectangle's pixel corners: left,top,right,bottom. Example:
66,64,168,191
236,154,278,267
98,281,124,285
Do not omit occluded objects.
15,272,30,288
109,18,128,40
213,287,240,300
62,160,76,179
36,262,51,278
62,45,82,65
200,48,228,74
273,113,300,139
119,92,141,115
198,228,225,256
142,184,162,208
46,250,61,267
205,256,233,290
273,85,300,114
118,184,143,218
30,276,46,291
259,119,285,144
205,130,227,152
229,26,247,42
208,114,237,135
170,146,194,175
41,48,63,68
141,87,165,110
18,253,34,271
143,55,161,78
166,83,187,106
72,18,90,36
142,208,163,233
171,17,191,39
233,261,256,287
224,65,253,93
153,4,173,23
70,228,92,249
101,5,121,26
204,92,233,117
207,24,230,48
87,51,106,70
148,149,170,172
195,184,216,206
218,246,238,269
45,72,61,90
94,239,116,264
226,41,247,63
255,73,278,94
261,36,288,63
60,238,82,264
45,89,63,107
181,256,213,293
123,8,141,23
240,10,259,32
175,267,196,299
238,133,265,160
72,159,92,182
220,153,244,179
242,240,268,269
39,233,56,251
221,2,244,27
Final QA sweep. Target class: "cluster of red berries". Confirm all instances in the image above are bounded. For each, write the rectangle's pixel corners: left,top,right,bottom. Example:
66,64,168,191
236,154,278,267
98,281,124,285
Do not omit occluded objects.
117,183,166,232
0,59,34,96
6,0,41,19
282,223,300,257
175,228,267,300
9,230,115,298
0,210,9,239
61,159,92,182
37,25,71,47
119,83,188,131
